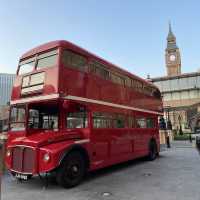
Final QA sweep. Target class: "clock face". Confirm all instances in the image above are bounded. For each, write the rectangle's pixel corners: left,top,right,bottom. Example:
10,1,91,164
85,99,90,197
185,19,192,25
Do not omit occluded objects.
169,54,176,61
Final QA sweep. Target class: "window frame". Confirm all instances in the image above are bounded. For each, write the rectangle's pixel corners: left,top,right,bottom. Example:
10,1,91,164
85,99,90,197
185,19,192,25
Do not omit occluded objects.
89,60,110,80
62,49,88,72
9,105,26,131
36,49,58,70
27,103,59,131
18,48,58,75
66,109,88,129
92,112,113,129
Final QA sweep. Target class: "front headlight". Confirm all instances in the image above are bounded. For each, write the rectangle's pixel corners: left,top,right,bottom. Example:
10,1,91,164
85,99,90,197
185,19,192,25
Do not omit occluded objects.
43,153,50,162
6,149,11,157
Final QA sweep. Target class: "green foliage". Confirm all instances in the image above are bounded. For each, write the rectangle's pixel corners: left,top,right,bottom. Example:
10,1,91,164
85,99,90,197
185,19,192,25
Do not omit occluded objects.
174,134,194,141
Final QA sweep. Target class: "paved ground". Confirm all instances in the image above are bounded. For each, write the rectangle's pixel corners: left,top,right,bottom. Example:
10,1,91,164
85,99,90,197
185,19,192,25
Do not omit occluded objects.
1,141,200,200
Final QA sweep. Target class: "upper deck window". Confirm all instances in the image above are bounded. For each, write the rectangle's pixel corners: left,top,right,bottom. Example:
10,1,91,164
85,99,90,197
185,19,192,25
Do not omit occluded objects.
89,61,110,80
111,73,125,86
113,114,125,128
62,50,87,72
18,49,58,75
36,49,58,70
18,57,35,75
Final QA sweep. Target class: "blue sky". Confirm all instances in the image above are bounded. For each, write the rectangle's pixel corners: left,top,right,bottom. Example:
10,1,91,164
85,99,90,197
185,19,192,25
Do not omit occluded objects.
0,0,200,78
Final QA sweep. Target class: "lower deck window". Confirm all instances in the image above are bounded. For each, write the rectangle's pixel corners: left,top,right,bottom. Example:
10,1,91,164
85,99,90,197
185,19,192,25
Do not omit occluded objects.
136,117,155,128
66,112,88,128
146,118,154,128
93,113,125,128
10,106,26,131
93,113,113,128
136,118,146,128
128,116,135,128
113,115,125,128
28,104,58,130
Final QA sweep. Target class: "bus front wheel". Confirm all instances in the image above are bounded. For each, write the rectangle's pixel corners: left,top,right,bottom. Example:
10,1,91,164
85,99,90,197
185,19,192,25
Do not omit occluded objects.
56,151,86,188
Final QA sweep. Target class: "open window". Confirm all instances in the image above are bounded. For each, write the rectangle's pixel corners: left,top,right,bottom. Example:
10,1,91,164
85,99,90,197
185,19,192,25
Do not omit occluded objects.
28,102,58,130
66,105,88,129
10,106,26,131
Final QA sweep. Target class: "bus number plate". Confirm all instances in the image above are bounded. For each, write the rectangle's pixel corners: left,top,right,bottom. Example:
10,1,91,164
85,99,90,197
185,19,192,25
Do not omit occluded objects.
15,173,28,180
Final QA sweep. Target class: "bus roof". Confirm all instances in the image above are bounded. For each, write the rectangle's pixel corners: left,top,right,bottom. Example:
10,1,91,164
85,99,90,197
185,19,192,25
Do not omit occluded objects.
20,40,158,90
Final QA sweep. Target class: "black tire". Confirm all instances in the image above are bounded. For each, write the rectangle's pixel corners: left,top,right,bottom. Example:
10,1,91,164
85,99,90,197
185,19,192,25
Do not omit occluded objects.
148,141,157,161
56,151,86,188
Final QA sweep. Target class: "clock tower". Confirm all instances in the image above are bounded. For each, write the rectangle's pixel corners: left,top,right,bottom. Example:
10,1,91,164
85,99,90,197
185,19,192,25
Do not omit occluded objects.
165,23,181,76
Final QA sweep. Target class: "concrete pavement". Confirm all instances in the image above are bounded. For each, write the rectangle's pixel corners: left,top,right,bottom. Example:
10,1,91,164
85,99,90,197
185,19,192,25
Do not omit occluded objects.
2,141,200,200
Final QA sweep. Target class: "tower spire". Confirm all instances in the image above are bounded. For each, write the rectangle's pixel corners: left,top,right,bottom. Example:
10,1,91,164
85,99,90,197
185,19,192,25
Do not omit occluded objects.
167,21,175,40
169,21,172,33
165,22,181,76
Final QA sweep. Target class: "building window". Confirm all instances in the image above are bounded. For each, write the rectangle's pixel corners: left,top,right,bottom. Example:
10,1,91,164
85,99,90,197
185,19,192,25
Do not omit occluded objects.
171,79,180,91
179,77,188,90
163,93,172,101
62,50,87,72
172,92,180,100
189,90,198,99
181,91,188,100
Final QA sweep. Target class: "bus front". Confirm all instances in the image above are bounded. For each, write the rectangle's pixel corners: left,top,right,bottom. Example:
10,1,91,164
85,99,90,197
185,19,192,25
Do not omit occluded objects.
5,42,65,178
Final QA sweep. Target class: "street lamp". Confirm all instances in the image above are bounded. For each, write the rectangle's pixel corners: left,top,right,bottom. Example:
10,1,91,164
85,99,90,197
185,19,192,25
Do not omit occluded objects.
165,106,172,130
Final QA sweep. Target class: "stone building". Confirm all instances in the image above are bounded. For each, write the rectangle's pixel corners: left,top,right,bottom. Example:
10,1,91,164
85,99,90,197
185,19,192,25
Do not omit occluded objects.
150,24,200,133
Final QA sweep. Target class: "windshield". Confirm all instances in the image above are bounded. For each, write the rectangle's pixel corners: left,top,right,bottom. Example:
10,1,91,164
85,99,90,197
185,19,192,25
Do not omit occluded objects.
18,57,35,75
28,103,58,130
18,49,58,75
10,106,26,131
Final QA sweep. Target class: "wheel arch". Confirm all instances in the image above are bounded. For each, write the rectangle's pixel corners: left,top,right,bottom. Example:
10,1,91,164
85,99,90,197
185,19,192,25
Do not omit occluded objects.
58,145,90,170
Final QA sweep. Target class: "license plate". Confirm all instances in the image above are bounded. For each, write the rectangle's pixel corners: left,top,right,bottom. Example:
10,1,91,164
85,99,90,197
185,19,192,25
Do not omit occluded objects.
15,173,28,180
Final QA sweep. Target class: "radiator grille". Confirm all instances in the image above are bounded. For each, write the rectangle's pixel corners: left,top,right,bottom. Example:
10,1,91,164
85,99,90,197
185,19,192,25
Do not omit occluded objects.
12,146,36,174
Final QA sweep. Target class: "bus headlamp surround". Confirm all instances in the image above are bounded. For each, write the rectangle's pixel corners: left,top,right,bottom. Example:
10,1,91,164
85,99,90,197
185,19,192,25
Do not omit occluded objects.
43,152,51,162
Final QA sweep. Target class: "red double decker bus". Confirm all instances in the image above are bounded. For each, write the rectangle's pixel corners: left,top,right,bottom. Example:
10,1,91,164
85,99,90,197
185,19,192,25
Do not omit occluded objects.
5,40,163,188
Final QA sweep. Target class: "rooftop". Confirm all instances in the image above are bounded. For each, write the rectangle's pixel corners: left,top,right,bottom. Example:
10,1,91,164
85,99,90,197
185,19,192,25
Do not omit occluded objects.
151,71,200,82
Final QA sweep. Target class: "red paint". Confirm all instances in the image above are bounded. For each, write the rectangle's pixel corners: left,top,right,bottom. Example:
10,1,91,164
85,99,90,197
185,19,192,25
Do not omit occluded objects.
5,40,163,176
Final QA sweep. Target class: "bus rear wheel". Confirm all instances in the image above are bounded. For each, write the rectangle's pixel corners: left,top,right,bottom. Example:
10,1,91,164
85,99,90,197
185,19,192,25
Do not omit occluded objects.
148,141,157,161
56,151,86,188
